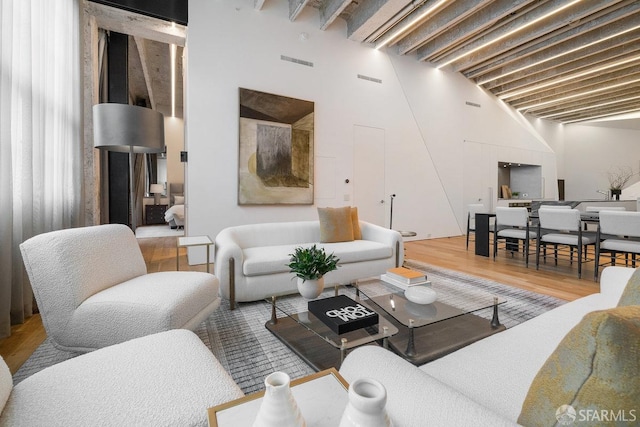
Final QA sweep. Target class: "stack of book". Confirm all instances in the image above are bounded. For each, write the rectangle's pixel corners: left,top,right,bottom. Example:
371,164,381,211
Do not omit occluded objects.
380,266,430,290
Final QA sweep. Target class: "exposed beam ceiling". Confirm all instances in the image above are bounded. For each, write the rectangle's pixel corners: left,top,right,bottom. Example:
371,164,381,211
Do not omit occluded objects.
280,0,640,123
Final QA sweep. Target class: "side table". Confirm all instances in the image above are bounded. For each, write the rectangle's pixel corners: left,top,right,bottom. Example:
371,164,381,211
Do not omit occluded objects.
177,235,214,273
208,368,349,427
145,204,168,225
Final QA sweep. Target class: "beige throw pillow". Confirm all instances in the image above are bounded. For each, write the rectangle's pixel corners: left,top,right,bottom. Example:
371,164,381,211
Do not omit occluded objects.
351,207,362,240
518,306,640,427
318,207,354,243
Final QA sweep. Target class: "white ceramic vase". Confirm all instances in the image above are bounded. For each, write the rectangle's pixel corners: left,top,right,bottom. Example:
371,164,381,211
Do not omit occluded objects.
297,276,324,299
339,378,393,427
252,372,306,427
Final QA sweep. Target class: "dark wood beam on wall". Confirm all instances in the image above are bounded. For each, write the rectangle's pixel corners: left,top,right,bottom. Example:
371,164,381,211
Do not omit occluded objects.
89,0,188,25
107,31,131,227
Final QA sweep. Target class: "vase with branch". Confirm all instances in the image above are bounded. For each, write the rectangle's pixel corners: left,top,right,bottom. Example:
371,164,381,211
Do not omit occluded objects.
607,165,635,200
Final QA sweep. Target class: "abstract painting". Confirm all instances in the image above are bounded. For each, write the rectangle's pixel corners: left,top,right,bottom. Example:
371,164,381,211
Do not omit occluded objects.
238,88,314,204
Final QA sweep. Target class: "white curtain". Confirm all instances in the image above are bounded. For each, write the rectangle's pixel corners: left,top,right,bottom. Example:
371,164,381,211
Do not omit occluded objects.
0,0,84,338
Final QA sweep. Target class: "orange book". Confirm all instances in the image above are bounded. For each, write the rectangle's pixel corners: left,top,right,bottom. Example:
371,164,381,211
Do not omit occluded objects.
386,267,426,284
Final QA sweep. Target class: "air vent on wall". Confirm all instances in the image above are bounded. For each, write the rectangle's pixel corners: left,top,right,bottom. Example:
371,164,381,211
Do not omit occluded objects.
280,55,314,67
357,74,382,84
466,101,481,108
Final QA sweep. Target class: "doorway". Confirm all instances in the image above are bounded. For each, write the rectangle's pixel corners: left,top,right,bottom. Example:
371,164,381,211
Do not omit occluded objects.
353,125,386,226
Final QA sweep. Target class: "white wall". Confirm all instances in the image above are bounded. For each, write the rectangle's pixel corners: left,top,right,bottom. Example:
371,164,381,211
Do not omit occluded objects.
186,0,558,248
529,118,640,201
165,117,184,189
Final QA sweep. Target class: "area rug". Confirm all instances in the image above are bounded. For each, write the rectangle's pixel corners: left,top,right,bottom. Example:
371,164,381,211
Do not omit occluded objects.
135,225,184,238
13,261,566,394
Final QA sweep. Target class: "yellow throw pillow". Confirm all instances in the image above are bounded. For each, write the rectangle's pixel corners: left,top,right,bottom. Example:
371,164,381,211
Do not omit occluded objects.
618,267,640,306
518,306,640,427
351,207,362,240
318,206,354,243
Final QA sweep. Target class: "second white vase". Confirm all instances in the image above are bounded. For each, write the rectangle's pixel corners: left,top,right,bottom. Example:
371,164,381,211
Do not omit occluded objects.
339,378,392,427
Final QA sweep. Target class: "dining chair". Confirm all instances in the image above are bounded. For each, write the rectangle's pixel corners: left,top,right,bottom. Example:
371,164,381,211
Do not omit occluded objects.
535,208,596,279
493,207,536,267
466,203,486,250
594,211,640,281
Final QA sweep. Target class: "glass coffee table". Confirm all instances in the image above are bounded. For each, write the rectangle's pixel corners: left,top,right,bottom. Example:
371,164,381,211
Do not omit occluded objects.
353,277,507,365
265,288,399,371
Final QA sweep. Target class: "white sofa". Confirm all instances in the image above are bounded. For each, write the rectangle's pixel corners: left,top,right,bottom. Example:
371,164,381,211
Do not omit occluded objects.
0,330,243,427
214,220,403,309
339,266,637,426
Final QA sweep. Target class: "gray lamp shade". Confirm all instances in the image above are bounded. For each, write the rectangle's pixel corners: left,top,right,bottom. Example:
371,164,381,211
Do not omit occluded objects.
93,103,165,153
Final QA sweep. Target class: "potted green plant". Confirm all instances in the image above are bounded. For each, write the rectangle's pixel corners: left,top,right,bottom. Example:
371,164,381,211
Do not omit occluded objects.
287,245,340,299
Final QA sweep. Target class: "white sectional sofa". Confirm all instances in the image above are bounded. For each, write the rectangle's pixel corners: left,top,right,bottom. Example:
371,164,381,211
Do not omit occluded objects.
214,220,403,309
339,266,638,426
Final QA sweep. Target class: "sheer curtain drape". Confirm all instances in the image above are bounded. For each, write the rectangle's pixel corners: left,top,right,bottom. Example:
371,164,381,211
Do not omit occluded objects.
0,0,84,338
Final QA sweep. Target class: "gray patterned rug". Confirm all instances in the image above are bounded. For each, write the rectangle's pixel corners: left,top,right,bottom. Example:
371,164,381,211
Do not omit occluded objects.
13,261,566,394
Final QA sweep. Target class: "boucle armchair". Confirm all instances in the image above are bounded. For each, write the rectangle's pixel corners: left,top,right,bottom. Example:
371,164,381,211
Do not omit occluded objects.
20,224,220,352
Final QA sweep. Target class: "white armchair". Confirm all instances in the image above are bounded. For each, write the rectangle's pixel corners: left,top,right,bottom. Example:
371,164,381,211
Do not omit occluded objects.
20,224,220,352
0,330,243,426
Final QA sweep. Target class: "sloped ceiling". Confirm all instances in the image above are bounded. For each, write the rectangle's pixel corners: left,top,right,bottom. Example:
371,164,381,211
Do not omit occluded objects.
264,0,640,124
86,1,185,117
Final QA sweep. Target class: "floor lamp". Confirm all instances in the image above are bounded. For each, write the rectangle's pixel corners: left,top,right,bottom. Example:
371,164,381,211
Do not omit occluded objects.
93,103,165,232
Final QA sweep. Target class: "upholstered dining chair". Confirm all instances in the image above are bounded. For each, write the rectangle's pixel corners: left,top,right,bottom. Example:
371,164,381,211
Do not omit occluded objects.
535,208,596,279
493,207,536,267
594,211,640,281
466,203,487,250
20,224,220,352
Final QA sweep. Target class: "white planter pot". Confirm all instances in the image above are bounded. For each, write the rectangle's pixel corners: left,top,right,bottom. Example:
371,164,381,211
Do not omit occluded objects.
339,378,392,427
297,277,324,299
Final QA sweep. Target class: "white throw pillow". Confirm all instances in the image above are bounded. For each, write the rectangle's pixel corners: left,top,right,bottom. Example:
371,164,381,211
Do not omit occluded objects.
174,195,185,205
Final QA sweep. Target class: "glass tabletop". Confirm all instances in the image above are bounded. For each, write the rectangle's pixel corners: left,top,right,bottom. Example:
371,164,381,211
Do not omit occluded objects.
267,292,399,350
353,277,506,329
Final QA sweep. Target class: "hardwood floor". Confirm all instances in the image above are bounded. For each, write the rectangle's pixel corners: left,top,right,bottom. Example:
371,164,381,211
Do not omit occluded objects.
0,234,608,374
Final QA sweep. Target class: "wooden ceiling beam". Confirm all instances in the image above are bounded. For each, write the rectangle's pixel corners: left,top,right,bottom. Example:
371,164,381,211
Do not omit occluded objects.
432,0,619,71
410,0,531,58
132,37,156,110
319,0,352,30
289,0,311,21
465,2,640,80
532,87,640,117
490,51,640,96
392,0,494,55
345,0,414,43
482,33,640,90
85,1,186,47
508,72,640,110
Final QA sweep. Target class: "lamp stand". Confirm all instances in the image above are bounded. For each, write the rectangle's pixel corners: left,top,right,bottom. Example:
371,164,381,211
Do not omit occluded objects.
389,194,396,229
129,146,136,232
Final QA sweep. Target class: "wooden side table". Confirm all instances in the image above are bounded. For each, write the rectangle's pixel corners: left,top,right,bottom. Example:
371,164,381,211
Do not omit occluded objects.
177,235,214,273
208,368,349,427
145,204,168,225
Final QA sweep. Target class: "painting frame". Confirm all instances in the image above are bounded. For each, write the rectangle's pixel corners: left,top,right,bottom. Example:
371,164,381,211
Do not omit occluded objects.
238,88,315,205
